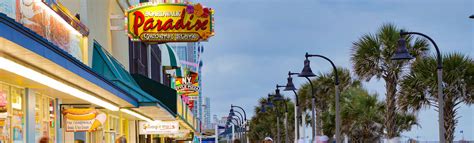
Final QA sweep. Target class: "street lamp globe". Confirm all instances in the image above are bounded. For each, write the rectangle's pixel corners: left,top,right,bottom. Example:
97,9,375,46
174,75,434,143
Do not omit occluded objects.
274,88,284,101
298,58,316,77
284,76,296,91
266,96,274,108
391,33,414,60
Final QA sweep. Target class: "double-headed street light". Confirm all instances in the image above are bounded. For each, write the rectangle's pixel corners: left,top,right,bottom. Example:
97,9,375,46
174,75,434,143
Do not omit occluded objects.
299,52,340,142
392,30,445,142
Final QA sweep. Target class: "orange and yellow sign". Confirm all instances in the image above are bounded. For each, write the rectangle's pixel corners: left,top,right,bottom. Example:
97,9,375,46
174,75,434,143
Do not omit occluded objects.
62,108,106,132
127,3,214,42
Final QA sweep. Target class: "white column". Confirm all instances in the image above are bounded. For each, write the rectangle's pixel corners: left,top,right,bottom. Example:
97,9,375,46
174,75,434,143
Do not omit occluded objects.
301,111,306,142
25,88,36,143
56,98,62,143
294,104,298,143
215,124,218,143
231,124,235,142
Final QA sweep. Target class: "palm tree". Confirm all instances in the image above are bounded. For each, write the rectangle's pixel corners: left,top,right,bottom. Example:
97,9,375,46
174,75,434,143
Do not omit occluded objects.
297,67,360,136
398,53,474,142
322,87,418,143
248,97,296,142
351,23,429,140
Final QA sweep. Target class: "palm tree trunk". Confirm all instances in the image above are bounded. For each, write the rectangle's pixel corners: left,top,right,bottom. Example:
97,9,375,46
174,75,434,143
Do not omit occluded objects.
385,79,397,139
316,109,323,136
443,99,456,143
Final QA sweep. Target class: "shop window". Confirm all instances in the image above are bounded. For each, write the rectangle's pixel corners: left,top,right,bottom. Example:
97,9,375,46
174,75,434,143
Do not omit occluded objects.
0,82,25,143
150,44,162,82
106,115,120,143
35,93,56,143
129,41,148,76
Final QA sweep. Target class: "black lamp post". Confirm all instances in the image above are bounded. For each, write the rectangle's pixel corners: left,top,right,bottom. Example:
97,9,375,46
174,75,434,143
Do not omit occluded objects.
231,105,247,142
392,30,445,142
227,117,239,141
234,110,245,125
276,85,290,143
230,111,242,126
228,115,243,141
297,58,318,142
300,52,341,142
283,71,300,141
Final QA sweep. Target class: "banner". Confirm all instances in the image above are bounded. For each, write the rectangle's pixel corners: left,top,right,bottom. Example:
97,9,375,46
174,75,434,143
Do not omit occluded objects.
139,120,179,135
14,0,85,62
127,3,214,42
62,108,106,132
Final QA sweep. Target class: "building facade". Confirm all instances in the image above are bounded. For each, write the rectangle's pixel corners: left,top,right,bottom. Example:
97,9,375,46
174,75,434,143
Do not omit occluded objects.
0,0,211,142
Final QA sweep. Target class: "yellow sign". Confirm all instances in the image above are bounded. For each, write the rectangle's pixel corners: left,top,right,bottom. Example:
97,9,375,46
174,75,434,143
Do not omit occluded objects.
127,3,214,42
62,108,106,132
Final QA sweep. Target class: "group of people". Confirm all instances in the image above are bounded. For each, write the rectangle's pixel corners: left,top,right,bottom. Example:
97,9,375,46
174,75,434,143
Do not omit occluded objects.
38,136,127,143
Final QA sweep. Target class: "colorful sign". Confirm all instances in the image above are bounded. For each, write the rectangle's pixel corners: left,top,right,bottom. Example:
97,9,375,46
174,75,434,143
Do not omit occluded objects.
138,121,179,135
62,108,106,132
127,3,214,42
175,72,199,96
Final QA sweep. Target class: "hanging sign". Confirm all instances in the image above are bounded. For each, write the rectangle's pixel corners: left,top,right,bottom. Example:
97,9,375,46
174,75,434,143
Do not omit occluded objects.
62,108,106,132
139,120,179,134
127,3,214,42
175,72,199,96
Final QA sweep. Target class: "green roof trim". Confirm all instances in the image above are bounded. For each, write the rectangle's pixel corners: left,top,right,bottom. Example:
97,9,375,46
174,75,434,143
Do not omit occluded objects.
165,44,178,67
91,41,157,103
161,44,183,77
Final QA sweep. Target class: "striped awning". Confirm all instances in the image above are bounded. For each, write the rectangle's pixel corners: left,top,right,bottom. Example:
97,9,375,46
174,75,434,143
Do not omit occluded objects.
159,44,183,77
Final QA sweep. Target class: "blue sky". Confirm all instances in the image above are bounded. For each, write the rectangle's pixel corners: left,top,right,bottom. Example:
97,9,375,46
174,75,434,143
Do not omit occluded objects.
198,0,474,141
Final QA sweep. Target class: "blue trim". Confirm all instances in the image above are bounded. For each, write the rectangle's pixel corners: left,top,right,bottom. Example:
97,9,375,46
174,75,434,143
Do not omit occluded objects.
0,13,139,107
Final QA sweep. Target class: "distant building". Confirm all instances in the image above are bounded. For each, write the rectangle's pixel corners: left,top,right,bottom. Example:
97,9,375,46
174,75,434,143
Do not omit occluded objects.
202,97,212,129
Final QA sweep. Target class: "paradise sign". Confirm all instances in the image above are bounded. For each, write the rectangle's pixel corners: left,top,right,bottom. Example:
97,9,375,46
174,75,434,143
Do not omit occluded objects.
127,3,214,42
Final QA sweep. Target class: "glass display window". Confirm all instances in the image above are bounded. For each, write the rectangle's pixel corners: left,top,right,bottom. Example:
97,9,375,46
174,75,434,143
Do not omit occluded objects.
0,82,25,143
35,93,56,143
106,114,120,143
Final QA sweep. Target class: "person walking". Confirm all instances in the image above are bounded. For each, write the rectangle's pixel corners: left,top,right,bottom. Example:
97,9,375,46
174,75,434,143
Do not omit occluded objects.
39,137,49,143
